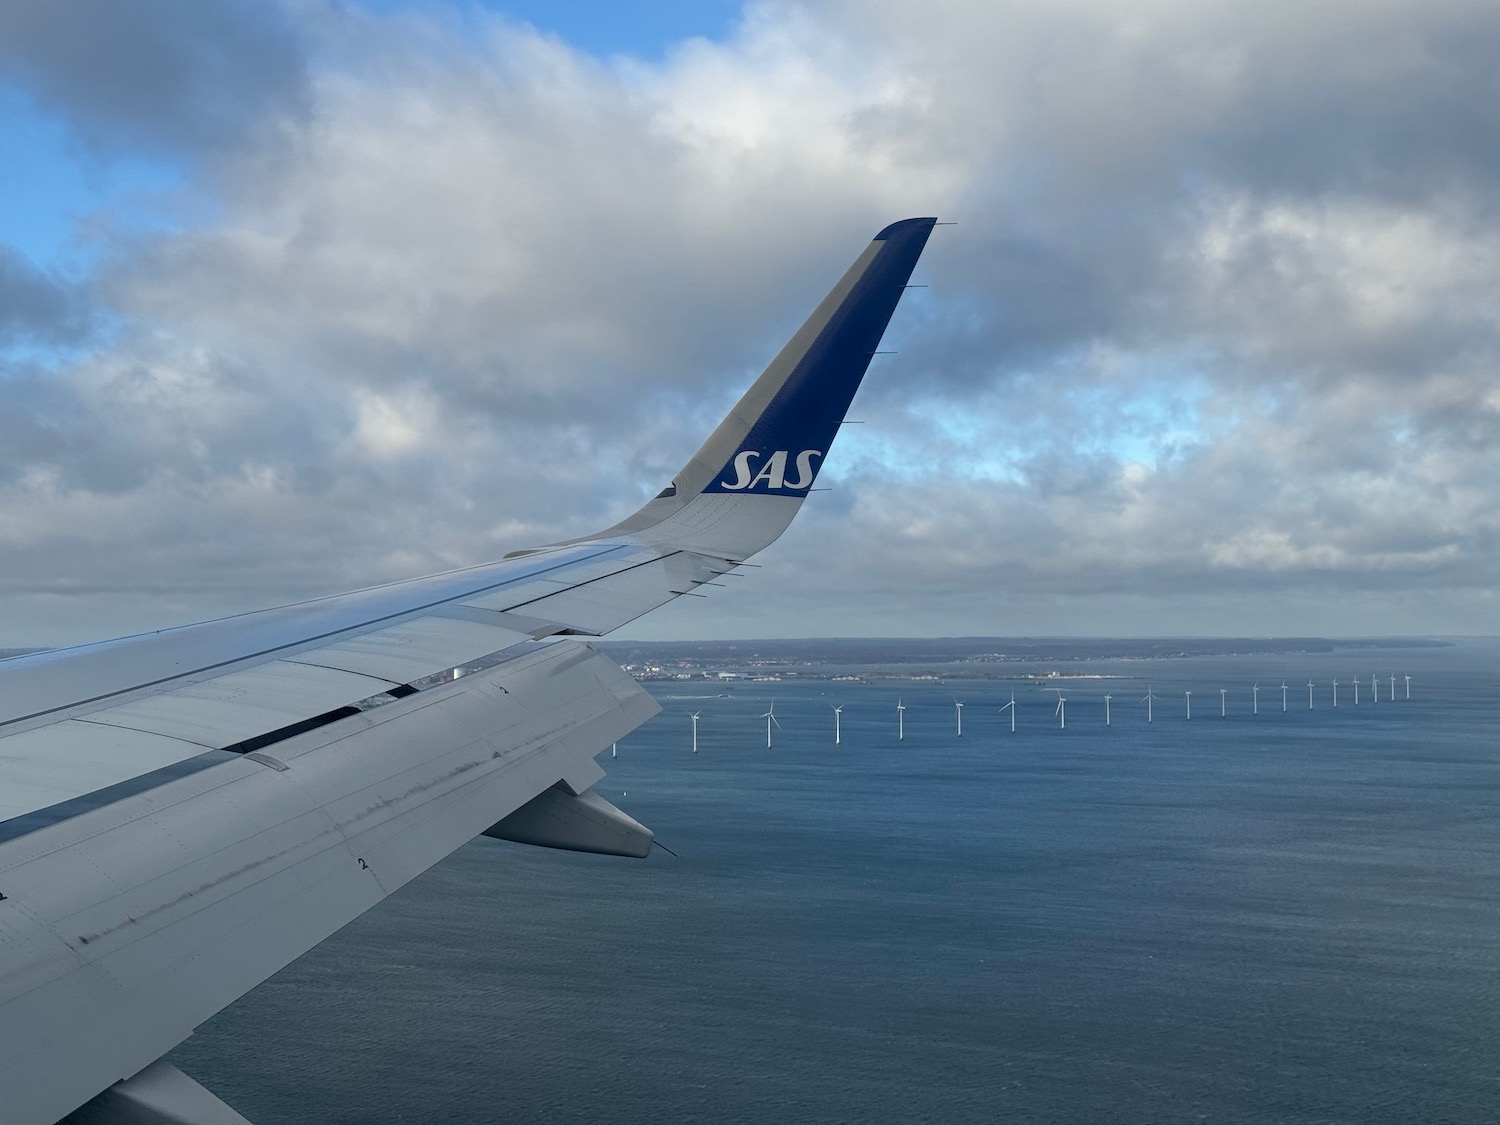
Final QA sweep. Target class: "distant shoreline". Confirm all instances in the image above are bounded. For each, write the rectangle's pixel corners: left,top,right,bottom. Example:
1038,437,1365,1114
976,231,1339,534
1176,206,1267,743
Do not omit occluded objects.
596,636,1461,683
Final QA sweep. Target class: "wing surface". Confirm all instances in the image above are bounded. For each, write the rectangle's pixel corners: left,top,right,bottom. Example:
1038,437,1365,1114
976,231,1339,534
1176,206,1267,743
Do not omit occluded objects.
0,217,937,1124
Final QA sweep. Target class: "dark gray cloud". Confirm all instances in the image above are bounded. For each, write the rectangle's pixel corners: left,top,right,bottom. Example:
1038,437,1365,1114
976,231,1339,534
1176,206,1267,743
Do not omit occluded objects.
0,244,83,343
0,0,308,160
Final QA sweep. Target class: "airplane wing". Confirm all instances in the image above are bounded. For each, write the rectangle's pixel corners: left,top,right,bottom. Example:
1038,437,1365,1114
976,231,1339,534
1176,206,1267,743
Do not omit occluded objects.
0,217,937,1124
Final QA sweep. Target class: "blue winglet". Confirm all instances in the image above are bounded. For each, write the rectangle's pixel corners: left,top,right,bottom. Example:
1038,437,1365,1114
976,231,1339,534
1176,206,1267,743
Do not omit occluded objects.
701,217,938,495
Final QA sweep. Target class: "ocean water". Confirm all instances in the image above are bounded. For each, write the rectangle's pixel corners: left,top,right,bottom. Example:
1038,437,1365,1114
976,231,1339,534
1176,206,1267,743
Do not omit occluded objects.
172,641,1500,1123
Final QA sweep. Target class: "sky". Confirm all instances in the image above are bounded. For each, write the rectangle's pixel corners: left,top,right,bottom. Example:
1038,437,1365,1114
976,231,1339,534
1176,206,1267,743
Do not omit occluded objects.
2,0,1500,645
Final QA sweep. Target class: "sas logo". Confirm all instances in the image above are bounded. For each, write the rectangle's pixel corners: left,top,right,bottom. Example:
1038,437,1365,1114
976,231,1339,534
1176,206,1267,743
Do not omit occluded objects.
719,449,823,491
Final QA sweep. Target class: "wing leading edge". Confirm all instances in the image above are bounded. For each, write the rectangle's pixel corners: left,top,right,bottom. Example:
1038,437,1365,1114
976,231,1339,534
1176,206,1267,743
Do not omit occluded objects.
0,217,938,1124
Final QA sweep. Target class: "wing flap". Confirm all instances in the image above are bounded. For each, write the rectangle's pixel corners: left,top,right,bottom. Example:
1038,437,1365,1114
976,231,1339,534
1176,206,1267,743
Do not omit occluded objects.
78,661,395,748
0,722,209,821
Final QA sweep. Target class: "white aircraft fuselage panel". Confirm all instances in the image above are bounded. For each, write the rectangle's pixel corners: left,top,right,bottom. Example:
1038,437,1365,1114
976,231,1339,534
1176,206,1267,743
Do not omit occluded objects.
0,542,632,729
280,615,530,683
0,641,660,1125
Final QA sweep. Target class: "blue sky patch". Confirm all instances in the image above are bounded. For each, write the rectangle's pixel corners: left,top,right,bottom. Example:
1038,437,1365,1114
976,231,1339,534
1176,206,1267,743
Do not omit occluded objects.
0,88,185,277
354,0,743,60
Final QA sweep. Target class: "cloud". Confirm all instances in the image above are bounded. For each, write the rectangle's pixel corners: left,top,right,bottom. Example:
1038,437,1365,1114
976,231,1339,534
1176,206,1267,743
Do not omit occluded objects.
0,245,82,343
3,0,1500,644
0,0,309,162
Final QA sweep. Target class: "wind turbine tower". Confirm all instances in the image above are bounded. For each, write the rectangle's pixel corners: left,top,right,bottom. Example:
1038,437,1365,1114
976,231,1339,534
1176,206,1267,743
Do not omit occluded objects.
1047,688,1067,729
833,705,843,746
1104,693,1112,726
1281,682,1288,712
1353,678,1360,705
1185,690,1192,720
762,702,780,749
1371,674,1378,703
955,700,965,737
1000,693,1016,734
1307,680,1315,709
1252,683,1260,716
690,711,701,754
1405,675,1411,699
897,699,905,742
1332,678,1339,708
1219,688,1227,717
1390,674,1396,700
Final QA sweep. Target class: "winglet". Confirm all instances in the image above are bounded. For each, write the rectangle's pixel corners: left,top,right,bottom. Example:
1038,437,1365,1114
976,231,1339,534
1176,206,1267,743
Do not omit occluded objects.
583,217,938,557
697,217,936,497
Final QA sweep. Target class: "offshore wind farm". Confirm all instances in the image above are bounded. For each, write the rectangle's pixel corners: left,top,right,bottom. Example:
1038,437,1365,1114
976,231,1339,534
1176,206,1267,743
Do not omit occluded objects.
596,636,1430,748
642,670,1419,748
172,634,1500,1124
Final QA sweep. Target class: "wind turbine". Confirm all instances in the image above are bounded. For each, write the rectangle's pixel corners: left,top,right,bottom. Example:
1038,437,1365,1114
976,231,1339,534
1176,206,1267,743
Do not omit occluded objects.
1307,680,1315,709
897,699,905,741
1353,678,1360,705
1219,688,1227,717
762,701,780,749
690,711,701,754
1371,674,1378,703
1390,674,1396,700
1104,693,1112,726
833,705,843,746
1281,682,1288,712
1404,675,1411,699
1142,685,1156,723
1046,688,1066,729
999,693,1016,733
1332,678,1339,708
1252,683,1260,716
611,742,617,759
1184,690,1192,720
954,699,965,737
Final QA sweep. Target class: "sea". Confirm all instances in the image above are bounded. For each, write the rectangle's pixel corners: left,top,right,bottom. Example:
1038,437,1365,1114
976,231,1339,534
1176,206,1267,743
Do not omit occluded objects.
171,639,1500,1123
